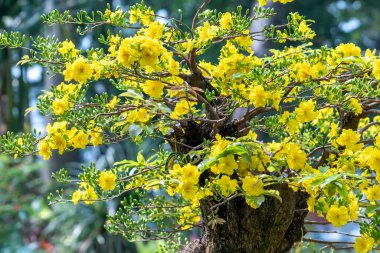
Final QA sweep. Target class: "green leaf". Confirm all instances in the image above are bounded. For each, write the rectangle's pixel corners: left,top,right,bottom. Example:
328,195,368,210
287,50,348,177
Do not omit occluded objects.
365,203,380,215
319,174,341,189
199,143,251,172
129,124,143,139
264,190,282,203
245,195,265,209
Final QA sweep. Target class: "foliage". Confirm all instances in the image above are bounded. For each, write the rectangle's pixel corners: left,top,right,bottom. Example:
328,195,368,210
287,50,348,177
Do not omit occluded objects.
0,155,136,252
1,0,380,252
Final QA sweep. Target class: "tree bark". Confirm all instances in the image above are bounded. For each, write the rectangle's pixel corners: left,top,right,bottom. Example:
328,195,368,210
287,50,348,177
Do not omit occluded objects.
182,185,308,253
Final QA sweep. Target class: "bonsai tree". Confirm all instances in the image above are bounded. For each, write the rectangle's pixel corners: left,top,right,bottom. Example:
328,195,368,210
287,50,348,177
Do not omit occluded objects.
1,0,380,252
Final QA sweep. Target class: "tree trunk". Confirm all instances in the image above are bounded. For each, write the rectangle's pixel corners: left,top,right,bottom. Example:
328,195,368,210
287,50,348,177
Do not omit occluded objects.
182,184,308,253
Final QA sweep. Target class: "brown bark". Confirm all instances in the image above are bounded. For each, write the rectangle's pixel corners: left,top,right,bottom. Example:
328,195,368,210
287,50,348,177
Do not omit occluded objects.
183,185,308,253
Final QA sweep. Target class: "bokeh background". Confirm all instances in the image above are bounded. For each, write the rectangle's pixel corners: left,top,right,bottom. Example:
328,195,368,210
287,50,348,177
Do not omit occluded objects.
0,0,377,252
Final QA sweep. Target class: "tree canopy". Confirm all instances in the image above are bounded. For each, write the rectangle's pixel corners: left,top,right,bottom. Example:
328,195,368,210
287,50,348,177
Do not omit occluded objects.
1,0,380,252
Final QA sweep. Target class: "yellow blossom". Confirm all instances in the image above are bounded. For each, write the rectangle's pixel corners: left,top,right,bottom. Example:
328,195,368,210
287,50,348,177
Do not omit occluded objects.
170,100,197,119
117,38,137,67
38,139,52,160
49,134,67,155
212,155,238,176
354,235,375,253
295,100,318,123
286,145,307,170
83,186,98,204
196,22,217,43
210,134,231,157
52,96,70,115
98,171,117,191
242,176,265,197
72,190,82,205
249,85,267,108
106,96,120,111
292,62,311,82
336,129,363,152
181,163,200,184
326,205,350,227
69,129,89,149
350,98,362,115
365,185,380,202
258,0,267,6
143,21,165,39
372,59,380,79
142,80,165,98
336,43,361,57
216,175,238,197
180,181,198,201
58,40,77,57
89,127,103,147
70,58,93,83
220,12,232,30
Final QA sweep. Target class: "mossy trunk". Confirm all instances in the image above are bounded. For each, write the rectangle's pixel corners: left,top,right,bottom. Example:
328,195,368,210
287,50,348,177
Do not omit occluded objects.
182,184,308,253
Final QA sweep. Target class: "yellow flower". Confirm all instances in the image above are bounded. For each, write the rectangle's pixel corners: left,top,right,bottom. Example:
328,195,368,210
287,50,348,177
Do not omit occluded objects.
326,205,349,227
141,9,155,26
117,38,136,67
298,20,309,34
180,181,198,201
70,58,93,83
170,100,196,119
106,96,120,111
216,175,238,197
286,145,307,171
350,98,362,115
372,59,380,80
349,200,359,220
336,43,361,57
273,0,294,3
242,176,265,197
143,21,165,39
72,190,83,205
292,62,311,82
215,155,238,175
69,129,89,149
63,63,73,82
368,148,380,171
132,108,151,124
46,121,67,136
295,100,318,123
365,185,380,202
258,0,267,6
210,134,231,157
37,139,52,160
181,163,200,184
336,129,363,152
298,20,315,39
354,235,375,253
98,171,117,191
142,80,165,98
196,22,217,43
49,134,67,155
219,12,232,30
52,96,70,115
83,186,98,204
58,40,77,57
328,123,338,138
139,37,163,68
89,127,103,147
249,85,267,108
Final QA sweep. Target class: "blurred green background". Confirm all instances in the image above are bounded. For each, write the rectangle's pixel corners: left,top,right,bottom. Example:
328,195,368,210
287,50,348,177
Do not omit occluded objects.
0,0,378,252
